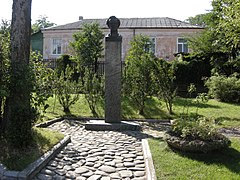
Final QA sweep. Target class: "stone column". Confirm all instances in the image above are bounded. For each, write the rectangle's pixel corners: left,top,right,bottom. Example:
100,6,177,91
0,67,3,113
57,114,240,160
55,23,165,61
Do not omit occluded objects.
105,16,122,123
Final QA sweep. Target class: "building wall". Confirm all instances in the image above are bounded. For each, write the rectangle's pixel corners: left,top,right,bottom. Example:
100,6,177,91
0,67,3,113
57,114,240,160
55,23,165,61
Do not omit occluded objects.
42,28,202,61
31,31,43,54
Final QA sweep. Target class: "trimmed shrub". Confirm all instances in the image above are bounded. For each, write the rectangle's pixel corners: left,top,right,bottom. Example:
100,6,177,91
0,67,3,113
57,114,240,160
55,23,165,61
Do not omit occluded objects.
172,54,211,96
205,74,240,103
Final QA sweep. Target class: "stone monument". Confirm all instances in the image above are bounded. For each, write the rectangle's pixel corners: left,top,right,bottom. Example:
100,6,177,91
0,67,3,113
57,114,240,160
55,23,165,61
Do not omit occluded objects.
105,16,122,123
85,16,140,131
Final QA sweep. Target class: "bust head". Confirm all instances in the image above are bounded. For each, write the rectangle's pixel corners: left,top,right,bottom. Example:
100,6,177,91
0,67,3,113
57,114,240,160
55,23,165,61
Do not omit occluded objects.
106,16,120,37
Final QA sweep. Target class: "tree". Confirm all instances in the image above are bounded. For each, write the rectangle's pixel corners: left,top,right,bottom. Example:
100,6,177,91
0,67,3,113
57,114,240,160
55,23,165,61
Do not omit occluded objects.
152,58,176,114
188,0,240,75
70,23,104,117
31,52,54,115
82,67,104,117
54,65,80,114
0,19,11,34
0,20,10,130
3,0,37,147
186,13,210,27
70,23,104,73
32,15,56,33
124,35,155,115
212,0,240,59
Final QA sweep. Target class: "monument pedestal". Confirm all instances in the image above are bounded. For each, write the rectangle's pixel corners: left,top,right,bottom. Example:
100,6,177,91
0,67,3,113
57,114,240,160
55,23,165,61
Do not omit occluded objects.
84,16,140,132
85,120,141,131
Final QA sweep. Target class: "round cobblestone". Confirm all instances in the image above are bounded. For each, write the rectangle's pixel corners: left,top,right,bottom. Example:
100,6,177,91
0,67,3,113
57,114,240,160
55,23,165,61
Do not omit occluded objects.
34,120,147,179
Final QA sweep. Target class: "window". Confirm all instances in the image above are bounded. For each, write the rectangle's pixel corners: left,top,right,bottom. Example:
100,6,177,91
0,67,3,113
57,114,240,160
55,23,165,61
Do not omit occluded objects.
52,38,62,55
145,37,156,54
177,38,188,53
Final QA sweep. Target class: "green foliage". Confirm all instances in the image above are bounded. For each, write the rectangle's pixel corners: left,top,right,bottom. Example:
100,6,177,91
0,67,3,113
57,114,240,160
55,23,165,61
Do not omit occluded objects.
124,35,155,115
70,23,104,116
0,21,10,93
212,0,240,57
170,84,219,142
171,116,219,141
70,22,104,72
152,58,176,114
30,52,54,114
0,20,10,127
54,65,81,114
82,67,104,117
205,74,240,103
186,13,211,27
172,54,211,96
56,54,73,75
5,63,38,147
32,15,56,33
55,54,80,81
0,19,11,35
188,1,240,76
0,127,63,170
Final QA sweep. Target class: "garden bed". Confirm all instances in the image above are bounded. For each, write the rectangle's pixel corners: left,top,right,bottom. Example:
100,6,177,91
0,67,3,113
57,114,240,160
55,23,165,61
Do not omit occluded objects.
165,131,231,153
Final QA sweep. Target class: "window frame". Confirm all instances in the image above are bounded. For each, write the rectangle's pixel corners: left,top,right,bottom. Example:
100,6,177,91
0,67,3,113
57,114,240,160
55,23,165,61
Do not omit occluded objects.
145,37,156,55
177,37,188,53
51,38,62,55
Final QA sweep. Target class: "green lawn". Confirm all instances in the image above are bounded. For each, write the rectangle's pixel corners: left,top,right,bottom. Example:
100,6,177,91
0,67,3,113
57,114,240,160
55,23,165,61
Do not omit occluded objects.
0,128,64,171
41,95,240,128
173,98,240,127
149,137,240,179
42,94,240,178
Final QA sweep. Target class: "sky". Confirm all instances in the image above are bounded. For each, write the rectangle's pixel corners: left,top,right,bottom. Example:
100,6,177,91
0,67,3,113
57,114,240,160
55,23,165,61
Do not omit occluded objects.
0,0,212,26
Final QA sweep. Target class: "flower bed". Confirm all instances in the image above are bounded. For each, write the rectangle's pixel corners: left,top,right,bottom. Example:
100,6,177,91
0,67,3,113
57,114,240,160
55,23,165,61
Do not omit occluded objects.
165,117,231,153
165,131,231,153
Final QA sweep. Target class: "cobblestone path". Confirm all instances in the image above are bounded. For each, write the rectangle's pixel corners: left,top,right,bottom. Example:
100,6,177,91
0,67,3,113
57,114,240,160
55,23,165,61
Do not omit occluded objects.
34,120,149,180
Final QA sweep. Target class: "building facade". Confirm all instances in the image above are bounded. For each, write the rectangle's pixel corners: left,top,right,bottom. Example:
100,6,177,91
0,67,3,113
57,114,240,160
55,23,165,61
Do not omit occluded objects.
42,17,203,61
31,31,43,54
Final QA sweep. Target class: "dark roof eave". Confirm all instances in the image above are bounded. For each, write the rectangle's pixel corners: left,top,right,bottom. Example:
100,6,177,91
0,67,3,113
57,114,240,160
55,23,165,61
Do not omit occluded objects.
42,28,81,31
126,26,204,29
43,26,204,32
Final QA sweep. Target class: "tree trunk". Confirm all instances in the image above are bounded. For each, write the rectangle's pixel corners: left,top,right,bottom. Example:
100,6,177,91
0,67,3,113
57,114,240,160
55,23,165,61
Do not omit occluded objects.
3,0,33,147
63,107,71,115
0,97,2,132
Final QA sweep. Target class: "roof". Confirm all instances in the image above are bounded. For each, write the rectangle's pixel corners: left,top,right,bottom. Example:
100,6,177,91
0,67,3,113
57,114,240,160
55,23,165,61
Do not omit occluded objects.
43,17,203,31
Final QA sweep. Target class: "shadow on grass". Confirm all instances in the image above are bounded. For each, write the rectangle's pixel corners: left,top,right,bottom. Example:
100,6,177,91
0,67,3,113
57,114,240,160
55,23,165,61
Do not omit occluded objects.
215,117,240,126
174,98,220,109
122,96,172,120
0,127,64,171
0,130,45,171
145,121,171,132
33,128,52,149
171,141,240,174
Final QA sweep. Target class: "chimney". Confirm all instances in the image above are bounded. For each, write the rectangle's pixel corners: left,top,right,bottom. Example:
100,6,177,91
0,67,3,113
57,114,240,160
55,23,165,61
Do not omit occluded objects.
79,16,83,21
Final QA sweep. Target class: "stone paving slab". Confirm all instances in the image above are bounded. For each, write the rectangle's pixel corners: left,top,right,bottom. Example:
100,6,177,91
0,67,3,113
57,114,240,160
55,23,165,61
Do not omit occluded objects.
34,120,151,180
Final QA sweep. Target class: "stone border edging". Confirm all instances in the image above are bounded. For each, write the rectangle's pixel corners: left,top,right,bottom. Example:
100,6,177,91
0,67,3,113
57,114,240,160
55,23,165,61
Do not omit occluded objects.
142,139,157,180
0,135,71,180
35,117,64,128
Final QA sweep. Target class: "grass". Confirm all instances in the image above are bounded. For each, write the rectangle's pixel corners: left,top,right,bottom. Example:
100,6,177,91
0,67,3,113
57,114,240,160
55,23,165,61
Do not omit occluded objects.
40,95,240,128
0,128,64,171
1,94,239,174
173,98,240,127
149,137,240,179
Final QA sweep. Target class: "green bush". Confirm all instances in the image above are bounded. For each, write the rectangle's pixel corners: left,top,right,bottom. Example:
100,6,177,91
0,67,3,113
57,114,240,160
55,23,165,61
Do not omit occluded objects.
205,74,240,103
54,66,81,114
172,54,211,96
124,35,155,115
167,116,231,152
152,58,176,114
171,116,219,141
